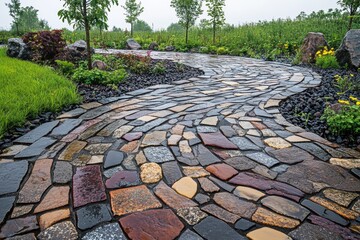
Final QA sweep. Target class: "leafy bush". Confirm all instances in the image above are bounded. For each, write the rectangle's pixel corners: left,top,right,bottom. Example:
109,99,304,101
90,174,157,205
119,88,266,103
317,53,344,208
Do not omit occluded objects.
116,53,151,74
334,74,354,94
216,47,229,55
55,60,75,76
23,30,66,62
322,97,360,135
315,47,340,69
151,61,166,75
72,67,127,85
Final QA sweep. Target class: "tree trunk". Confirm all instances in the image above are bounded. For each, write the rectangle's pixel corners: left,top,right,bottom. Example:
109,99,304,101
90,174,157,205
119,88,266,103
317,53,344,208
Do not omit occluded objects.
185,23,189,45
83,0,92,70
212,22,216,44
348,14,354,31
131,22,133,37
15,23,19,36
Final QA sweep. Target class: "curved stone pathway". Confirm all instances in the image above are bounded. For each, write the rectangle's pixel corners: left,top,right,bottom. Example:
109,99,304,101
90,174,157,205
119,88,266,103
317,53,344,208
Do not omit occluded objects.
1,51,360,240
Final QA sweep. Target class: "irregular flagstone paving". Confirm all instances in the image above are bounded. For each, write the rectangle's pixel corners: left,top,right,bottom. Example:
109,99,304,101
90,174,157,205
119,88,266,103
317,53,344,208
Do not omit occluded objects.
1,50,360,239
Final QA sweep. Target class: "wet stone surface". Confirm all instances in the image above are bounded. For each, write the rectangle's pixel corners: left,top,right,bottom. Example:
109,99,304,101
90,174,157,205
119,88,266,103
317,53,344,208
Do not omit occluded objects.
1,50,360,239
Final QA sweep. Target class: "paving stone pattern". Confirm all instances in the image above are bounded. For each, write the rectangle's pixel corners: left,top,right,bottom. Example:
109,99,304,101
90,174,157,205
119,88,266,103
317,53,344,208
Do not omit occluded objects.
0,50,360,239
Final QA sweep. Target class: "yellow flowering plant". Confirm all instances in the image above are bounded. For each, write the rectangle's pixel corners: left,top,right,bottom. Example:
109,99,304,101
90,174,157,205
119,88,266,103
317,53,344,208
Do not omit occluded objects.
322,95,360,135
315,46,339,69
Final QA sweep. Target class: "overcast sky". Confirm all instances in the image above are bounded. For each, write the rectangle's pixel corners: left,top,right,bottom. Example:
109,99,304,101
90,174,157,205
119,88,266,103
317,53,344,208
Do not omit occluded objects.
1,0,339,31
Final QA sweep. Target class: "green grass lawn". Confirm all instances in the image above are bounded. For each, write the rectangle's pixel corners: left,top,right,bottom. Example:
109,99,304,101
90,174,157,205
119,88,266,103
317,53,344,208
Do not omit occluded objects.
0,48,81,139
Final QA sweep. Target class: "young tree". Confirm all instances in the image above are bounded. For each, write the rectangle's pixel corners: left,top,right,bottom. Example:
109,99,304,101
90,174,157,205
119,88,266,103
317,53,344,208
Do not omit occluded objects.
170,0,203,45
122,0,144,37
6,0,22,35
133,20,152,32
338,0,360,30
205,0,225,44
58,0,119,70
19,6,40,32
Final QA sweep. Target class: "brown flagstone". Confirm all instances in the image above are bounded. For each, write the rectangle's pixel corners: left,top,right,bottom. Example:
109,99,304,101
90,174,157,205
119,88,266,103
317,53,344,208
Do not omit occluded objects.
119,209,184,240
182,166,210,178
206,163,238,181
58,141,87,161
140,163,162,183
310,196,360,220
172,177,198,198
110,185,162,216
39,208,70,230
198,178,220,193
18,159,52,203
247,227,292,240
323,189,359,207
201,204,240,224
34,186,69,213
120,140,140,153
252,207,300,228
154,181,197,209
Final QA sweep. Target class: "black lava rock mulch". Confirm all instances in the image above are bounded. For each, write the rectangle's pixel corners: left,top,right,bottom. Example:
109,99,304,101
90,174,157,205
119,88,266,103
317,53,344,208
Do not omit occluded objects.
78,59,203,103
280,66,360,148
0,59,203,150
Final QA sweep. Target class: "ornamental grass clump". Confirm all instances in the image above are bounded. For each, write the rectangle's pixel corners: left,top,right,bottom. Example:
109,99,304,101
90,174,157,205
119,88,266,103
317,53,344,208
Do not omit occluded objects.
315,46,340,69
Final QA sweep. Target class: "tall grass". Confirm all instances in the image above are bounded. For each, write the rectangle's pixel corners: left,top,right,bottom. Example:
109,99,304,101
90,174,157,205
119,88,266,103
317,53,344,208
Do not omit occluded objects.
0,48,81,138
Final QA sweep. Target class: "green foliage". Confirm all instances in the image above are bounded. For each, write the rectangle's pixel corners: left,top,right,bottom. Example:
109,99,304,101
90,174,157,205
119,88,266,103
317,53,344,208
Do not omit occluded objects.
122,0,144,36
5,0,21,34
151,61,166,74
205,0,226,43
337,0,360,29
216,46,229,55
322,104,360,135
133,20,152,32
170,0,203,44
315,47,340,69
72,67,127,85
58,0,119,69
315,55,340,69
6,1,50,34
167,23,183,32
334,74,354,94
118,53,151,74
55,60,75,76
0,48,80,139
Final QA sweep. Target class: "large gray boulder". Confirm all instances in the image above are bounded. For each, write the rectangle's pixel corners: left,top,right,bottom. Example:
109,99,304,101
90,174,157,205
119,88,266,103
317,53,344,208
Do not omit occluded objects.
7,38,31,60
336,29,360,68
300,32,328,63
66,40,87,52
126,38,141,50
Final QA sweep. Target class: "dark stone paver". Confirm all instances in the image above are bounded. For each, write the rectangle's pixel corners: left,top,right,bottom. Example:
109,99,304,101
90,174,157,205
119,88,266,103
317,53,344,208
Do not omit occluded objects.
0,196,15,224
0,216,38,238
76,204,112,230
105,170,141,188
53,161,72,184
194,216,246,240
104,150,124,169
15,121,59,144
82,223,127,240
0,161,28,195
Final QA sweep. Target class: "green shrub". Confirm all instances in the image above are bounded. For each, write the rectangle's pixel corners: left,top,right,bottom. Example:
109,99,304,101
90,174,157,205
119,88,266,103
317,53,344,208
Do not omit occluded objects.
334,74,354,94
151,61,166,74
72,67,127,85
216,47,229,55
55,60,75,76
315,55,340,69
315,47,340,69
322,103,360,135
